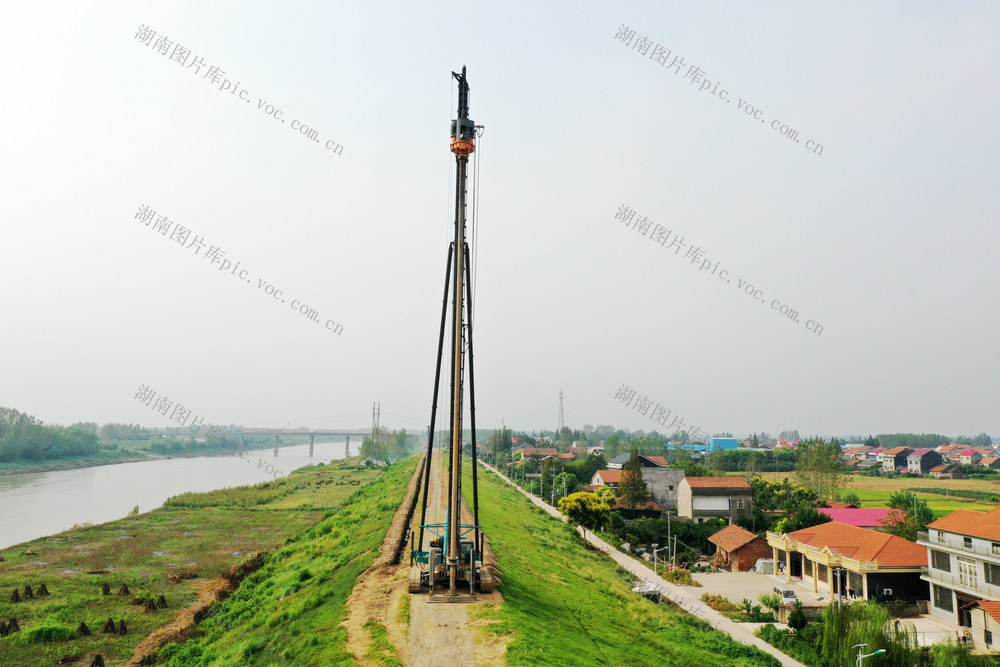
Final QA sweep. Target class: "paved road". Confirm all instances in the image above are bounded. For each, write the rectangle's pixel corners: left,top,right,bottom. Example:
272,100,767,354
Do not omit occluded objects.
481,462,805,667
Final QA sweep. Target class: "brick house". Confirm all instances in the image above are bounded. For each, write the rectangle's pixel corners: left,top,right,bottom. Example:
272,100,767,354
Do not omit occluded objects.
980,457,1000,470
708,524,772,572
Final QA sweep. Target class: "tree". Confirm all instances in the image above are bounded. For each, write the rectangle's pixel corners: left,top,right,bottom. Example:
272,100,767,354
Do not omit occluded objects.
595,485,616,504
774,501,831,533
787,600,807,632
879,491,933,541
972,432,994,448
795,438,846,498
604,434,623,460
751,433,760,448
558,491,610,538
618,447,649,513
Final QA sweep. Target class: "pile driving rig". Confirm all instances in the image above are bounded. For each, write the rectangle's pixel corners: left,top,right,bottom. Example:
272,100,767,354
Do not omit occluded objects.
409,66,493,601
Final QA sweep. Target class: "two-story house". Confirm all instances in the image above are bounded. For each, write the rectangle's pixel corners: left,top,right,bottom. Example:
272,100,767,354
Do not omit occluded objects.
959,450,983,466
878,447,911,472
907,449,943,476
677,477,751,523
918,506,1000,650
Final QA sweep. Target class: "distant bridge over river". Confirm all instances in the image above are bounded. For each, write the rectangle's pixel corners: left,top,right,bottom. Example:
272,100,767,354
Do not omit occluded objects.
149,429,369,458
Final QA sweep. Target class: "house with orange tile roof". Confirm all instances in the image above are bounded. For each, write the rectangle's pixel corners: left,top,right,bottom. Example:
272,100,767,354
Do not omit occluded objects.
980,457,1000,470
591,469,623,492
918,506,1000,632
767,521,928,602
677,477,752,523
708,524,772,572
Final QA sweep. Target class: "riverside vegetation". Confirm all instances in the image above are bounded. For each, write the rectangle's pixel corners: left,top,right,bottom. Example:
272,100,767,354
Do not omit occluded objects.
0,459,381,665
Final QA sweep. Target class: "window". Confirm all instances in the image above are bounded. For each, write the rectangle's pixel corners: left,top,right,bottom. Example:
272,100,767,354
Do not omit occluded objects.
993,542,1000,556
804,559,812,577
737,499,745,510
957,557,978,589
818,564,828,582
931,550,951,572
934,585,953,612
963,537,973,550
987,630,993,647
985,562,1000,586
937,531,946,543
668,485,674,492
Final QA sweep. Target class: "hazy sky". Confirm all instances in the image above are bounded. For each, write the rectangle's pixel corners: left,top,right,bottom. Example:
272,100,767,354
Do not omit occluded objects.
2,2,998,439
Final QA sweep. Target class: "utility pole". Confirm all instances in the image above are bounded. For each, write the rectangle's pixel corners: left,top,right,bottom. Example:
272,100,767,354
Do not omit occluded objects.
558,390,564,435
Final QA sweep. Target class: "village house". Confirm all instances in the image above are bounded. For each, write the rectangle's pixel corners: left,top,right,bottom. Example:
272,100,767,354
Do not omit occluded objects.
708,524,772,572
907,448,944,476
677,477,752,523
606,453,669,470
516,447,557,461
918,506,1000,638
878,446,911,473
959,450,983,466
930,464,964,480
980,457,1000,470
967,602,1000,653
842,445,872,461
591,470,623,493
768,522,928,602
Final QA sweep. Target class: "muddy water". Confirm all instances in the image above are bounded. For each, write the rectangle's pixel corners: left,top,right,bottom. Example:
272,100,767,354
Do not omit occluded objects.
0,440,354,550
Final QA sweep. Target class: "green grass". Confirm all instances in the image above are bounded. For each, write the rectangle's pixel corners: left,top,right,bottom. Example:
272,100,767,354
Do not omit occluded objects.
0,460,375,665
156,457,418,665
466,464,780,666
364,620,403,666
848,489,996,518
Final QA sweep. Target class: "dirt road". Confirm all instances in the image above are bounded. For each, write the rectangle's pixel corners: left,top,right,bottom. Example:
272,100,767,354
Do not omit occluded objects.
407,448,498,666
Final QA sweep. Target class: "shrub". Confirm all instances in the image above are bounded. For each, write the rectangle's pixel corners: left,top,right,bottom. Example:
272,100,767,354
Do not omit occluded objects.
25,623,76,642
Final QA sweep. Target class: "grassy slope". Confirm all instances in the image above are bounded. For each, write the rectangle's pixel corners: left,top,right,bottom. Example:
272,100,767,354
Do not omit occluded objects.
467,465,780,667
0,460,376,665
158,457,418,665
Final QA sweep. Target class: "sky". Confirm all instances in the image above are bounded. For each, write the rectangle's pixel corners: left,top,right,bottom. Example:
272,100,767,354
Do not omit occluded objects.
2,2,998,440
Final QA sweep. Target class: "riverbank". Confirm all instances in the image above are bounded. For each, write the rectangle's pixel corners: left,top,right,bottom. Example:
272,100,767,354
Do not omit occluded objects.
0,439,319,477
0,459,381,666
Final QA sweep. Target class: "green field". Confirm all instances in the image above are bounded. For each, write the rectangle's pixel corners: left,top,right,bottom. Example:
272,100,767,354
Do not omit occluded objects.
466,464,780,666
752,472,1000,519
0,460,380,665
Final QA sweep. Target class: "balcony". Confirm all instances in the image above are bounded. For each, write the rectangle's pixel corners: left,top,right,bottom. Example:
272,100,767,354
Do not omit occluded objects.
917,532,1000,561
922,568,1000,600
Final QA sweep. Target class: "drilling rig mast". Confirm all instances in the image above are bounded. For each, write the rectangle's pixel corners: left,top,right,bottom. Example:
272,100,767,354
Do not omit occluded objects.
410,66,491,601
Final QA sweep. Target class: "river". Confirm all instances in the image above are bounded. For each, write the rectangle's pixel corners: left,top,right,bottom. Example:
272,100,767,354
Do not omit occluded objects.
0,439,354,550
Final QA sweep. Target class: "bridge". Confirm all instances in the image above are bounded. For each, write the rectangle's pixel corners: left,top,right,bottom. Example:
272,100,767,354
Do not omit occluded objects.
148,429,370,458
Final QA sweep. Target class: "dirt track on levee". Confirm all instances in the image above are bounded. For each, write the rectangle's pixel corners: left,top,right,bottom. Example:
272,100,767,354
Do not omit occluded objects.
344,449,507,665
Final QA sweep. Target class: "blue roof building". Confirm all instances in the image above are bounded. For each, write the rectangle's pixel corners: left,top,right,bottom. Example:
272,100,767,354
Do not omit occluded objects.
706,437,738,452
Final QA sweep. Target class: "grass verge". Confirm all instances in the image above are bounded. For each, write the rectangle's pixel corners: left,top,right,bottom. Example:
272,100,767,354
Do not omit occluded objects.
466,465,780,666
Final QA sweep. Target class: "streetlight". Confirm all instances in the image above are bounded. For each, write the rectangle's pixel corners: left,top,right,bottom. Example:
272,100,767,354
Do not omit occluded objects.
651,543,670,576
853,643,886,666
